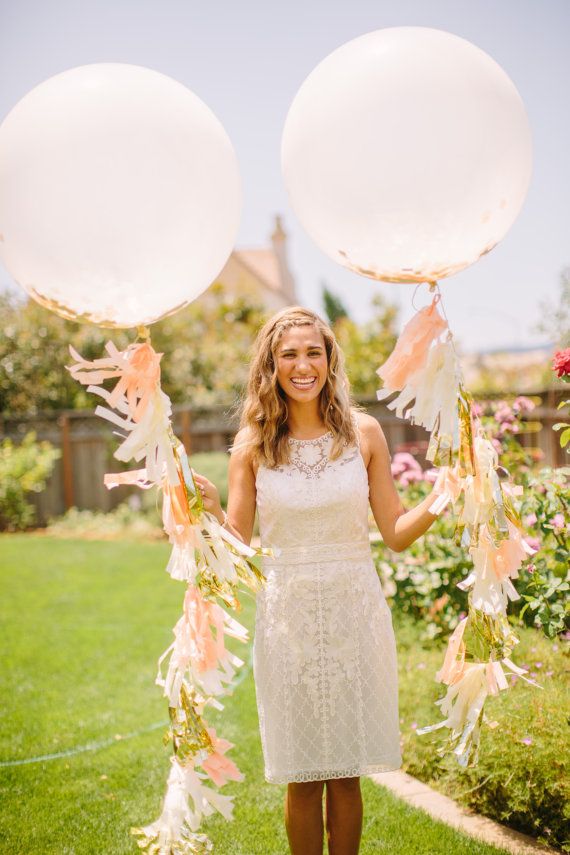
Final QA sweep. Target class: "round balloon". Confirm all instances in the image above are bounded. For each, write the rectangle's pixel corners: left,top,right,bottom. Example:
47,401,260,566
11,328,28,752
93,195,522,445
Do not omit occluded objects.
281,27,532,284
0,63,241,327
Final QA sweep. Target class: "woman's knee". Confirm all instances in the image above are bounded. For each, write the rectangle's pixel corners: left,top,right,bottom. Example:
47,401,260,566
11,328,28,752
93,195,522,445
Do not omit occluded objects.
287,780,325,803
326,775,361,795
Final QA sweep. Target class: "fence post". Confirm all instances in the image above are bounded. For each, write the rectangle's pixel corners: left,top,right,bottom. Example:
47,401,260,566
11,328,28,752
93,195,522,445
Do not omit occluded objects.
59,414,74,509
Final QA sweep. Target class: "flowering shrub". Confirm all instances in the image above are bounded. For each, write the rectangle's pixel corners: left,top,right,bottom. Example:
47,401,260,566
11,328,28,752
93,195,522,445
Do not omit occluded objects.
374,397,569,639
517,467,569,637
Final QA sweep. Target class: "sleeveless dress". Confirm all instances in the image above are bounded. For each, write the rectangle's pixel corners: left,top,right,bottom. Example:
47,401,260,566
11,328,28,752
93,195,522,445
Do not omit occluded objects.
253,419,403,784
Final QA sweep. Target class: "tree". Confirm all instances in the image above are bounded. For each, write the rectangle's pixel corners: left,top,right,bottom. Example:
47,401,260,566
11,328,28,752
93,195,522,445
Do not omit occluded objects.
1,280,398,415
320,286,399,398
322,283,349,325
534,266,570,349
0,284,268,415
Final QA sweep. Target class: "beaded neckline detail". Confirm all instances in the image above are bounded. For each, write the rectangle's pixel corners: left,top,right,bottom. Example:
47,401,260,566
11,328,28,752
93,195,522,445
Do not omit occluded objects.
288,431,332,444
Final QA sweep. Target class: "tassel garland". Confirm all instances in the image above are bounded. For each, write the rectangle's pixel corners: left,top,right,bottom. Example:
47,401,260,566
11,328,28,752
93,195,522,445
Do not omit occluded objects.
379,287,542,764
68,335,271,853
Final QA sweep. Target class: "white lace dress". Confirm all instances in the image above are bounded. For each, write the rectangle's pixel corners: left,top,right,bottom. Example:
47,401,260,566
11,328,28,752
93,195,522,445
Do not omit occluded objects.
253,423,402,784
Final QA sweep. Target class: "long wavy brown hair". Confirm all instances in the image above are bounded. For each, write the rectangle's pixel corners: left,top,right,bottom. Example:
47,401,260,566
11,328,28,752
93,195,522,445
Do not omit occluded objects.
232,306,360,467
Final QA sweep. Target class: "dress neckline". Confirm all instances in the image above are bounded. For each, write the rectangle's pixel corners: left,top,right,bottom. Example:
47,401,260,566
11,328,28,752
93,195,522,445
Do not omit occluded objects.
288,430,332,444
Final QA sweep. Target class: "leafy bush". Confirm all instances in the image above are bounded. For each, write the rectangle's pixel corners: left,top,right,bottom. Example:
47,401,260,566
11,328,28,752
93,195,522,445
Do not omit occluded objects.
517,467,569,636
373,465,475,640
0,432,60,530
374,398,569,639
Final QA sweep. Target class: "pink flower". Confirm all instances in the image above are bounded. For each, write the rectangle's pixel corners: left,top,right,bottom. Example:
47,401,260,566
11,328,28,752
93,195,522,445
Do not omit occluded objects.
551,513,565,530
513,396,535,414
524,513,537,527
526,563,536,574
391,452,423,486
552,348,570,378
392,452,421,473
399,469,423,486
471,402,483,418
495,402,514,423
522,737,533,746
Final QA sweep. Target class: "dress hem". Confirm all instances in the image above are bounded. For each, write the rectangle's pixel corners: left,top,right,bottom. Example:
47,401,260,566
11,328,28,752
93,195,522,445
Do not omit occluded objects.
264,759,403,785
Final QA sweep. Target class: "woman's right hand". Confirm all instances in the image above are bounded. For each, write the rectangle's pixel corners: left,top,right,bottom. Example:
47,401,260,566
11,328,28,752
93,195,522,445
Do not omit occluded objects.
191,469,224,524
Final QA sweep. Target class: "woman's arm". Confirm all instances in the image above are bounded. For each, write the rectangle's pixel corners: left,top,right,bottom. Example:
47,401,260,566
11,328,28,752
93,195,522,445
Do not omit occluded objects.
191,427,257,546
360,413,441,553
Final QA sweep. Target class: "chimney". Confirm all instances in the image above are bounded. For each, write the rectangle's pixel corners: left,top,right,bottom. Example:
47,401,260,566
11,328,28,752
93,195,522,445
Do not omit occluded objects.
271,215,297,304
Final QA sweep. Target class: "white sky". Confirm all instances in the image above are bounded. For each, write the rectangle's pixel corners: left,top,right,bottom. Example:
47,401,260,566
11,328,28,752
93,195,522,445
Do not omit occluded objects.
1,0,568,352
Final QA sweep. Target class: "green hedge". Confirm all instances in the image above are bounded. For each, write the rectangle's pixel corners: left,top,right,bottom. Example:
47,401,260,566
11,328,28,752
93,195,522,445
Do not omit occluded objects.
0,432,60,530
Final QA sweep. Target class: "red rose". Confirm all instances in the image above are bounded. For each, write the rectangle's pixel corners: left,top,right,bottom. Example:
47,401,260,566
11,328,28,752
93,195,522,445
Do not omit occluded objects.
552,348,570,379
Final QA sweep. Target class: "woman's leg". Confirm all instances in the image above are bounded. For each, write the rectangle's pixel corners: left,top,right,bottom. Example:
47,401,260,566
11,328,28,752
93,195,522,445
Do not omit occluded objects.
324,776,363,855
284,779,326,855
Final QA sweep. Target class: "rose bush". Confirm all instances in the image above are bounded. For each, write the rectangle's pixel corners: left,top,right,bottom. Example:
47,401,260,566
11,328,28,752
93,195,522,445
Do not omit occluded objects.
552,347,570,452
374,397,569,640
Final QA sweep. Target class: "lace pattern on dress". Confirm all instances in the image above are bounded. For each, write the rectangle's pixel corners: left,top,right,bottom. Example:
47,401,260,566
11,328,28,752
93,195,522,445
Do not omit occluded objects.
253,411,402,783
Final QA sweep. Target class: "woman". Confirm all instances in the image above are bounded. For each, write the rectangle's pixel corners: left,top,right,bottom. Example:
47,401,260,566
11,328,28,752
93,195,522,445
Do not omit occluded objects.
193,306,444,855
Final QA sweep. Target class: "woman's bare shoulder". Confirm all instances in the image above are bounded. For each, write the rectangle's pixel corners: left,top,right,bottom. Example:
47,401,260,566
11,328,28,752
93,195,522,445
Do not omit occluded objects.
354,410,385,441
353,410,389,467
229,426,257,475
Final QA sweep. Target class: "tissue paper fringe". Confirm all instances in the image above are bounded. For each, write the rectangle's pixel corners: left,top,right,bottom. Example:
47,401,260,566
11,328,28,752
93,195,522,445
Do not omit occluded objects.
377,290,542,765
68,335,271,853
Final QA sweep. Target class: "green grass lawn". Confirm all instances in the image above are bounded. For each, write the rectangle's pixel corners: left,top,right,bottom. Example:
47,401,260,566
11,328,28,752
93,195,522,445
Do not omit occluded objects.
0,535,518,855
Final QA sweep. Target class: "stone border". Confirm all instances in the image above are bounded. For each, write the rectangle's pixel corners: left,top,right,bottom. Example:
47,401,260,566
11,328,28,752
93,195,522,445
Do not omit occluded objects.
369,770,560,855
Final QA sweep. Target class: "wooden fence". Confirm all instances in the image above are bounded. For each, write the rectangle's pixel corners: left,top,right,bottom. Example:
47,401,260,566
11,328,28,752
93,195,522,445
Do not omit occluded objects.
1,391,566,525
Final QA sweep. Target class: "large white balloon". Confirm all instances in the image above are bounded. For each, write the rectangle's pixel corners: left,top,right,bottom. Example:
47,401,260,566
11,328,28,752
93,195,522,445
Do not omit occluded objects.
282,27,532,284
0,64,241,327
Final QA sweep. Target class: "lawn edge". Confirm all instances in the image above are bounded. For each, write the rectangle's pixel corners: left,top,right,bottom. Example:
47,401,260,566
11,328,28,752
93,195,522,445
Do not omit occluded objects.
368,770,561,855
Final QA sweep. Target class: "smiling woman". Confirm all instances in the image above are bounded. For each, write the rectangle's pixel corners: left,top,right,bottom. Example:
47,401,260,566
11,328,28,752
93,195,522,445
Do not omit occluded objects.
275,327,328,418
191,305,446,855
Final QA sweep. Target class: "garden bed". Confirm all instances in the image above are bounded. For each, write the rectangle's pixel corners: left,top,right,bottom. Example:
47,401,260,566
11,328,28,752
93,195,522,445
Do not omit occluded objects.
393,611,569,852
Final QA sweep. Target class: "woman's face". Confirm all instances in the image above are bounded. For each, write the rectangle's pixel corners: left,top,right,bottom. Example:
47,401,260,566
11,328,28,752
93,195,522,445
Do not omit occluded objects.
275,324,328,404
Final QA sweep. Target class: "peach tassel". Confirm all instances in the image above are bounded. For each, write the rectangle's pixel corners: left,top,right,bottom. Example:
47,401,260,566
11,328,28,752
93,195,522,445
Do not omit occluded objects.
376,296,447,390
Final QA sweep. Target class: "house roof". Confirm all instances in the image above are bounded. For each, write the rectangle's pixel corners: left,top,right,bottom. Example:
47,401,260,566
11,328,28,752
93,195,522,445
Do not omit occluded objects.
233,249,282,293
